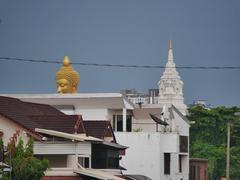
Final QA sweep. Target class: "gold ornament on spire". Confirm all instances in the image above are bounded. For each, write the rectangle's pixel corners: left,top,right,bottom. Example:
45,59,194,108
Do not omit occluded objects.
56,56,80,93
169,39,173,49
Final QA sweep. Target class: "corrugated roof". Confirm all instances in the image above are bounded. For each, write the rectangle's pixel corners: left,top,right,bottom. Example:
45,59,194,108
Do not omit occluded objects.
74,168,125,180
35,128,102,142
124,175,152,180
101,141,128,150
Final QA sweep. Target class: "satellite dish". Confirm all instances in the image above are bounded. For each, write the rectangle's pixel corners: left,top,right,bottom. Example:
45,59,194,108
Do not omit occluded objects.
149,113,169,126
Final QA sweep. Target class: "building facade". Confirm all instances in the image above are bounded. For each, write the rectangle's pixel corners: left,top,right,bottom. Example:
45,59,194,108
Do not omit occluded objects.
0,96,126,180
1,41,190,180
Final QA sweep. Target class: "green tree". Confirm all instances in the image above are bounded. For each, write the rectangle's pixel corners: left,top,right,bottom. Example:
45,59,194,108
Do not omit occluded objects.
0,138,3,161
188,105,240,180
0,138,5,178
4,137,49,180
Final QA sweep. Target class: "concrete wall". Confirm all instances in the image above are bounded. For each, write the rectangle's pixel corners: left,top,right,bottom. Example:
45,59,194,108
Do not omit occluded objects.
0,115,30,146
34,142,91,155
34,141,92,170
115,132,161,180
132,118,156,132
75,108,109,120
115,132,189,180
172,110,189,136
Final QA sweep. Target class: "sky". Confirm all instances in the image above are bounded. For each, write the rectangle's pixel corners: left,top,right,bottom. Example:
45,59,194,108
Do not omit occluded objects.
0,0,240,106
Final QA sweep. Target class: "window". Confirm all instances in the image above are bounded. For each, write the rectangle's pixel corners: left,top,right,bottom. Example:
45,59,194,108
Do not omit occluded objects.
113,115,132,132
179,136,188,152
78,156,90,168
91,144,120,169
107,150,119,169
179,155,182,173
164,153,170,175
117,115,123,131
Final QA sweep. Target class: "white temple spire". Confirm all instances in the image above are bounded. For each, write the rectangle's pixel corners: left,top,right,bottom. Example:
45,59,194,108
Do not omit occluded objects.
158,40,187,115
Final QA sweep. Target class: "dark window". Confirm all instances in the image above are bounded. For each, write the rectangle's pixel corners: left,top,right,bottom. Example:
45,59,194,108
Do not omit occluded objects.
117,115,123,131
179,136,188,152
179,155,182,173
164,153,170,174
127,115,132,132
113,116,116,131
113,115,132,132
108,156,119,169
78,157,90,168
106,149,119,169
92,144,119,169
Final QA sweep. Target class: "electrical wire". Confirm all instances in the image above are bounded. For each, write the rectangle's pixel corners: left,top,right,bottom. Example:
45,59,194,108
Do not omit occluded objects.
1,57,240,70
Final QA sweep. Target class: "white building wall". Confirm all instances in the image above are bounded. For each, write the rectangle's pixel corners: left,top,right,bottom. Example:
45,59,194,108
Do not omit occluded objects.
67,155,77,168
172,111,189,136
34,142,92,169
34,142,91,155
160,133,178,153
75,108,109,120
0,115,29,146
132,118,156,132
115,132,188,180
115,132,161,180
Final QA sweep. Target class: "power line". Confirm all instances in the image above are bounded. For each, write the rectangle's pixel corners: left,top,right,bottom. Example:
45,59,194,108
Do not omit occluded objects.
1,57,240,70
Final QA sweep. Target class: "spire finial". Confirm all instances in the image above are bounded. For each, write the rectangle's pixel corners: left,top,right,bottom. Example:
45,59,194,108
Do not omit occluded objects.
169,40,173,49
63,55,70,66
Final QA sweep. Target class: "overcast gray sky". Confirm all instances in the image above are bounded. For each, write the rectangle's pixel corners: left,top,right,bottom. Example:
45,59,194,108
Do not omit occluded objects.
0,0,240,106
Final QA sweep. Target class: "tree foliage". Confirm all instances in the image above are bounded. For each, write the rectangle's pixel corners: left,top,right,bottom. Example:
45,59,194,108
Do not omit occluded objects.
2,136,49,180
188,105,240,180
0,138,3,161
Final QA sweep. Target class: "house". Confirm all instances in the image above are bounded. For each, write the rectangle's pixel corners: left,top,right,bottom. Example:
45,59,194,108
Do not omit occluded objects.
0,96,126,180
1,41,190,180
115,105,189,180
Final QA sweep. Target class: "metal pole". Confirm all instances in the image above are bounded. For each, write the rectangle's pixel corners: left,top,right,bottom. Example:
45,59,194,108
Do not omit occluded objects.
226,122,231,180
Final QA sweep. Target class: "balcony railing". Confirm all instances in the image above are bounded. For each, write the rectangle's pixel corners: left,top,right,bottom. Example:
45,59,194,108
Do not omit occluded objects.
127,96,159,105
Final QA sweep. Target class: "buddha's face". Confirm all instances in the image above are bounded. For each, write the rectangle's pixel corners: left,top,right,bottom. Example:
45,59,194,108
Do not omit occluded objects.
57,79,73,93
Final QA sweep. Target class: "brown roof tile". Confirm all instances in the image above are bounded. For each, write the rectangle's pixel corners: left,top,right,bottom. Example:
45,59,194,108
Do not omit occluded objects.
0,96,84,134
30,115,85,134
83,121,116,142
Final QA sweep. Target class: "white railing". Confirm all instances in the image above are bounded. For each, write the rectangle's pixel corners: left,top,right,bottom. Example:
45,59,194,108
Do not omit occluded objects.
127,96,159,105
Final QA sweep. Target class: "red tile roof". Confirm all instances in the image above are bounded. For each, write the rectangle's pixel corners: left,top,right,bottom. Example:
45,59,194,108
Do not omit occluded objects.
83,121,116,142
30,115,85,134
0,96,85,134
0,96,118,142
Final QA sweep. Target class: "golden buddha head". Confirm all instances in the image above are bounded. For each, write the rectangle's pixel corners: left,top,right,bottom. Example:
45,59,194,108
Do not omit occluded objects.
56,56,80,93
